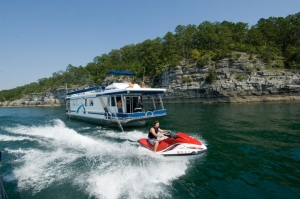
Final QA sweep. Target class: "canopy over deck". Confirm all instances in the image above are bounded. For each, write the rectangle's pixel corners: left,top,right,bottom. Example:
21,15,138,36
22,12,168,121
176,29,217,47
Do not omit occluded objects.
106,70,135,76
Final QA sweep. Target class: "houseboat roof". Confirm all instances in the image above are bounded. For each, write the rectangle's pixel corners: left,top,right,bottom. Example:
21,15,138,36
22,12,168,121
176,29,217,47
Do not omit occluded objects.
106,70,135,76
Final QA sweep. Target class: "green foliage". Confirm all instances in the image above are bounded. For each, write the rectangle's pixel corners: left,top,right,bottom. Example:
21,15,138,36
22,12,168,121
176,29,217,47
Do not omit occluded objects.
256,66,262,71
205,68,217,83
182,76,192,83
273,59,285,68
197,51,215,68
246,64,254,72
197,21,218,51
196,57,208,68
289,61,300,70
228,52,234,61
285,46,300,69
190,49,201,60
236,74,248,81
1,11,300,102
249,54,253,60
259,46,282,61
214,49,230,60
169,55,182,67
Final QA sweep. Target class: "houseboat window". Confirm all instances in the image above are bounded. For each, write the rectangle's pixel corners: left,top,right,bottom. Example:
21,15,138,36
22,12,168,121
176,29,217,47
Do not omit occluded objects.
152,95,164,110
85,99,87,106
125,96,141,113
111,97,116,106
107,97,111,106
126,97,130,113
133,96,143,112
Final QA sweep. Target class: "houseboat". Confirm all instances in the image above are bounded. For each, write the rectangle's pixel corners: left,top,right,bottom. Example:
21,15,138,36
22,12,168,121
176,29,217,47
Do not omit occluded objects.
65,71,167,127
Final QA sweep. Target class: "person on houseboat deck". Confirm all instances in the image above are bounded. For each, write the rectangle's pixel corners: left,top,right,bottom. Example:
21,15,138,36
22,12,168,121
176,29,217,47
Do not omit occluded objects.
148,121,171,152
117,100,123,113
141,82,147,88
134,96,143,112
129,80,134,88
123,75,129,83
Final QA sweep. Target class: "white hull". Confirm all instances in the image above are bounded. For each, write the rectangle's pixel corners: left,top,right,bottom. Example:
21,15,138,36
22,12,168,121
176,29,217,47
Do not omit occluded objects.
156,143,207,159
67,114,147,127
65,73,167,127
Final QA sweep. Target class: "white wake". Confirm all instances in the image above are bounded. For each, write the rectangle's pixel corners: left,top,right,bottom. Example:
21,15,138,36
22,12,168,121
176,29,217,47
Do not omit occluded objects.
4,119,191,199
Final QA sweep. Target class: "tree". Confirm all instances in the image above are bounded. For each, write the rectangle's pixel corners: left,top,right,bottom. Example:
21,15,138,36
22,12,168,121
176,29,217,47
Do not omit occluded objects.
246,27,264,47
175,25,187,59
275,17,291,55
183,24,198,59
162,31,179,64
232,22,248,46
197,21,218,51
257,17,278,47
136,38,163,75
216,22,233,51
190,49,201,60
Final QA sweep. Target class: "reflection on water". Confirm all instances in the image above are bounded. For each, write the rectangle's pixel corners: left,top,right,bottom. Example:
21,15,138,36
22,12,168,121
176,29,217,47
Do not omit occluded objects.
162,102,300,198
1,102,300,199
1,118,189,199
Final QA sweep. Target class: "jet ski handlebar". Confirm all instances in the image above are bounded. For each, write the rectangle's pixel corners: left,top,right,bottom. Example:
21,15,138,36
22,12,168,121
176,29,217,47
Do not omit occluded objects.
164,132,177,138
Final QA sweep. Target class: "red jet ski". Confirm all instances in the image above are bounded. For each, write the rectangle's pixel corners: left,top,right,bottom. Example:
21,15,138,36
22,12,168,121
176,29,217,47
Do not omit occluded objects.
138,132,207,157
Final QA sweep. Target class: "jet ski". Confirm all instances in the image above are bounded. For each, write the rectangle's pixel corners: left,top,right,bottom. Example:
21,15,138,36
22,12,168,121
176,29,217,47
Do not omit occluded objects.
138,132,207,157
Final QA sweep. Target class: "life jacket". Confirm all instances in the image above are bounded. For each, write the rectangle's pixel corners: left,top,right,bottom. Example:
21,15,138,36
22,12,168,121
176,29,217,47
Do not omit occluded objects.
148,126,158,139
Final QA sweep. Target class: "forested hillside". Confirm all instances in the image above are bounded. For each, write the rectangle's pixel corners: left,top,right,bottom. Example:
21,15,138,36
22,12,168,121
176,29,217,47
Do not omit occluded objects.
1,12,300,102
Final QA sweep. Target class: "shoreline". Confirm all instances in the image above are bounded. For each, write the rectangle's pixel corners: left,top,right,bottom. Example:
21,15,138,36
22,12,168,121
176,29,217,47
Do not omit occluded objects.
163,95,300,103
1,95,300,108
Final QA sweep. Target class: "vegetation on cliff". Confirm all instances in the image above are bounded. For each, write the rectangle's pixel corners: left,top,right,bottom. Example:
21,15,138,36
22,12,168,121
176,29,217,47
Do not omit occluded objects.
1,12,300,102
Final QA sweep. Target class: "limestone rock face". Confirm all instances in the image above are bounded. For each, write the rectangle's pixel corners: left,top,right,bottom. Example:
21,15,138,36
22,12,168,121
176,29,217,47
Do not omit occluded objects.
157,57,300,103
1,55,300,107
0,87,72,107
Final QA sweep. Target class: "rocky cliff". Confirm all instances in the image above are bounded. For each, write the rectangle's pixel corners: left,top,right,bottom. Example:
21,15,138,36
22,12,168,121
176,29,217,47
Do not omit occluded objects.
0,87,72,107
160,56,300,103
1,53,300,107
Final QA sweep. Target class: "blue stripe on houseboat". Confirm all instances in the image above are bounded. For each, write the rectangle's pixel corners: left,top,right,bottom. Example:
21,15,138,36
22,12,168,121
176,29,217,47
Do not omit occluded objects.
153,109,167,115
88,111,105,115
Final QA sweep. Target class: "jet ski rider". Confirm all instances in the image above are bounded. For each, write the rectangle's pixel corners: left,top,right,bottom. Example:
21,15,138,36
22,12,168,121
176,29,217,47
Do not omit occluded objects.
148,121,171,152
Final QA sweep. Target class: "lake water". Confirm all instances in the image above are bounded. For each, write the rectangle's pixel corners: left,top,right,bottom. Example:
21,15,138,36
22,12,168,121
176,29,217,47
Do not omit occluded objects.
0,102,300,199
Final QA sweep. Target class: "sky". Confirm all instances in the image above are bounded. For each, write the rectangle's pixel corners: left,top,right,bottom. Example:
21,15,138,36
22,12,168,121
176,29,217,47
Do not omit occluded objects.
0,0,299,91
